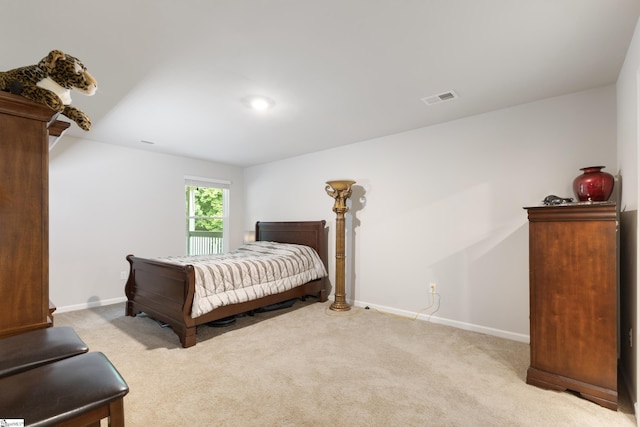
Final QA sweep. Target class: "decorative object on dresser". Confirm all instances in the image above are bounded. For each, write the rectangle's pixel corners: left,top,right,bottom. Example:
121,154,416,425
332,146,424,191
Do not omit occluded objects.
572,166,615,202
325,180,356,311
524,202,618,410
0,91,68,338
125,221,329,348
542,195,573,206
0,49,97,131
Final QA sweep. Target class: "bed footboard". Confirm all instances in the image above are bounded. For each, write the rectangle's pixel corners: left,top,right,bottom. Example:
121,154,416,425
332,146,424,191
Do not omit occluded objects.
125,255,197,347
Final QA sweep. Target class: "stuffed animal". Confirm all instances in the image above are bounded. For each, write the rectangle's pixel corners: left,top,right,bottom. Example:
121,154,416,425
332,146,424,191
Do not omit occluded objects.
0,49,97,131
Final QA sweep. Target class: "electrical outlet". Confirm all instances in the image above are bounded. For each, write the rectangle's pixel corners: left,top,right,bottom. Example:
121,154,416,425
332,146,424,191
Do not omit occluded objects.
120,271,128,280
429,283,437,294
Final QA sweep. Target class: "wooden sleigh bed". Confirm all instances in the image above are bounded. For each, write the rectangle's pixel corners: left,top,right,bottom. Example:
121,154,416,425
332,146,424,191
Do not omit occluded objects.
125,221,329,348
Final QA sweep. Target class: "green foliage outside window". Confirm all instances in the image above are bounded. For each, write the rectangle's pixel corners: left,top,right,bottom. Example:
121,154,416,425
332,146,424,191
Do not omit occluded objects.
186,186,223,231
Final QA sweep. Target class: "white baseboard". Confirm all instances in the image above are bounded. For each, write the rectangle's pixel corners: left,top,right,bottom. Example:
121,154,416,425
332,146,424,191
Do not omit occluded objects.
55,296,530,343
53,296,128,314
619,368,638,419
352,300,530,343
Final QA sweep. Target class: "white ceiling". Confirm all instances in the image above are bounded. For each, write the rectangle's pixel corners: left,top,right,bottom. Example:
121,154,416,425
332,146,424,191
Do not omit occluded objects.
4,1,639,167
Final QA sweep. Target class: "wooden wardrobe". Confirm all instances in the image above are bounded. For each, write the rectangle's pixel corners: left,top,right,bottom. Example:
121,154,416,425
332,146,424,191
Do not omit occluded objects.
0,91,68,338
525,202,618,410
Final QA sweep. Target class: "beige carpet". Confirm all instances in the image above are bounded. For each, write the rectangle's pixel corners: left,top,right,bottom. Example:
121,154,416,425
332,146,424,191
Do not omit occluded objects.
55,300,635,426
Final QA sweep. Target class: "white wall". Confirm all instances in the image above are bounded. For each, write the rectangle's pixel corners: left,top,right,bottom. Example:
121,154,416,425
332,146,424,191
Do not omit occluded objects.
245,85,617,341
617,15,640,414
618,20,640,213
49,139,245,311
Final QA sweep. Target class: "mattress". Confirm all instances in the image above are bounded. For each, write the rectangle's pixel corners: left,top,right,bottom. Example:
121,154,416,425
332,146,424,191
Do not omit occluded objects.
155,241,327,317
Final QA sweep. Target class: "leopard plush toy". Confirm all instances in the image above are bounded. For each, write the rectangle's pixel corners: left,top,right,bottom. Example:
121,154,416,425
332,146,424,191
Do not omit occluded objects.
0,50,97,131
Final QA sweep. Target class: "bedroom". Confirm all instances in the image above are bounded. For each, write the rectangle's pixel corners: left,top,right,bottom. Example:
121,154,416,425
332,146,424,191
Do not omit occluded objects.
1,0,640,424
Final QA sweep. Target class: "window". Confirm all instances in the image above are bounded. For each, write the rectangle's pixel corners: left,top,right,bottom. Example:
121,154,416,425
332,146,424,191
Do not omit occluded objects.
185,176,229,255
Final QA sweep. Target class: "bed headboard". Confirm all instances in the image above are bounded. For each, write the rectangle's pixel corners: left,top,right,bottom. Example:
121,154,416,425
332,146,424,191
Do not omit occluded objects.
255,220,327,267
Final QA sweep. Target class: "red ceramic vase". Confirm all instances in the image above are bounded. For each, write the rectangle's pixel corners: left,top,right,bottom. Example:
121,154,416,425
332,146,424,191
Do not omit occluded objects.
572,166,614,202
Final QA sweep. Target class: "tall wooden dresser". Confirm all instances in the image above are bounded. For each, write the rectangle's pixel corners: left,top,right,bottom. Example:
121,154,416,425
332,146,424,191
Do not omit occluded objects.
525,202,618,410
0,92,66,337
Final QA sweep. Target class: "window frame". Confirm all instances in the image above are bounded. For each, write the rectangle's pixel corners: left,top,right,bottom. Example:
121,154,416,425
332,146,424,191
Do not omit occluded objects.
184,176,230,255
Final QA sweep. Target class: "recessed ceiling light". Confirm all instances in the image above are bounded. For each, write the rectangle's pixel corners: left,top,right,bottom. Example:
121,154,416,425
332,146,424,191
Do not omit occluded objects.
243,96,275,111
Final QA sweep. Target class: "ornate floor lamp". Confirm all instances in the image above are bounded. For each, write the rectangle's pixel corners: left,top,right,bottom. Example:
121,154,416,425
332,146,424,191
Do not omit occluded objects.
325,180,355,311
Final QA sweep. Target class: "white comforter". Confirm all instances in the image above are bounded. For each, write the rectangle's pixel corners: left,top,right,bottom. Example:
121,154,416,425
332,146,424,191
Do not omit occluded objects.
155,241,328,318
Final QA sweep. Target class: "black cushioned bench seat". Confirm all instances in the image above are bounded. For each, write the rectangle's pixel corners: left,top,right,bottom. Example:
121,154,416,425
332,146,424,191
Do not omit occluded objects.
0,351,129,426
0,326,89,378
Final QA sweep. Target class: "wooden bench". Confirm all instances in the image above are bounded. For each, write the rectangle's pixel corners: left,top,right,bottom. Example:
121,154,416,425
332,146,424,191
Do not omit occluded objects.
0,326,89,378
0,352,129,426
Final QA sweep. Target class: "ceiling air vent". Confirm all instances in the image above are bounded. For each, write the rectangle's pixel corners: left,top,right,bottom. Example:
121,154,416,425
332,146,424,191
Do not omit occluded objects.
421,90,459,106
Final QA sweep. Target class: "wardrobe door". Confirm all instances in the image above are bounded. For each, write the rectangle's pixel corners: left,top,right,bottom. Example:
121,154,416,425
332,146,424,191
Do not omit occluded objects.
0,92,55,337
